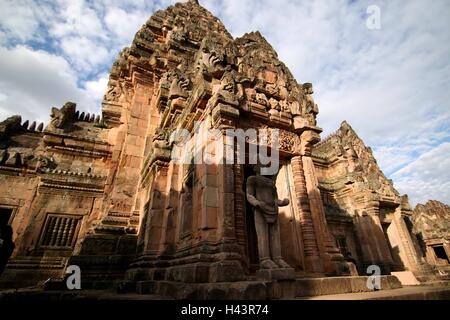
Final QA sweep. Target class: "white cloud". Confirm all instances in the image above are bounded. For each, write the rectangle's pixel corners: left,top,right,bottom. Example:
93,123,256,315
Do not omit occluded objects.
104,7,149,45
0,45,100,123
49,0,105,40
0,0,40,41
84,73,109,100
391,143,450,206
0,0,179,123
60,36,110,71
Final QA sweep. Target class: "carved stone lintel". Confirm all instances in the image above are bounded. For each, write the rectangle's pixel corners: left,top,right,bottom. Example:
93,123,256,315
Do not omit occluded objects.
211,103,239,129
300,130,321,156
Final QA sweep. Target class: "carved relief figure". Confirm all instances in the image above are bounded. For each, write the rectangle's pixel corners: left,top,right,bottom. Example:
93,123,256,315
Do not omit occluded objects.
170,76,190,99
210,70,244,108
279,100,290,114
255,92,268,107
196,38,227,79
152,128,172,150
246,165,291,269
268,98,280,115
290,101,301,116
46,102,76,131
302,83,319,126
104,79,121,102
104,79,132,104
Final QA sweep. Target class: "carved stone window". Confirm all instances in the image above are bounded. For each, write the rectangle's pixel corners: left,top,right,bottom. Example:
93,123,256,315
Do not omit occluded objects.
40,214,82,248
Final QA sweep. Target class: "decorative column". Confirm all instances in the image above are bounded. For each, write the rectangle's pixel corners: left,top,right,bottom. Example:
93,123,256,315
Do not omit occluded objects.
290,155,322,273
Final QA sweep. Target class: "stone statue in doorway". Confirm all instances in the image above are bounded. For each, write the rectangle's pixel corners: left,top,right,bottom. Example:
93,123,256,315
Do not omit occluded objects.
246,164,291,270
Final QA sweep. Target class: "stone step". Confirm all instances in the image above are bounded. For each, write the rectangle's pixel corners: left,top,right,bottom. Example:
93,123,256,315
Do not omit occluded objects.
2,284,449,301
6,256,66,269
294,275,401,297
298,285,450,300
131,275,402,299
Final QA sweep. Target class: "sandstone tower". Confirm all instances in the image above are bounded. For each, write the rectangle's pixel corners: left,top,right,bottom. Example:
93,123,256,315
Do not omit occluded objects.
0,1,444,297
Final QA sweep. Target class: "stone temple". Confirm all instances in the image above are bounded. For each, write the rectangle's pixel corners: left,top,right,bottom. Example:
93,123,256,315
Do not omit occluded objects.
0,0,448,299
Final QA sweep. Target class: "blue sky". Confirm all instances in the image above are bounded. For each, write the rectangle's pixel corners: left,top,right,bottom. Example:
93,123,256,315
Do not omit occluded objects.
0,0,449,206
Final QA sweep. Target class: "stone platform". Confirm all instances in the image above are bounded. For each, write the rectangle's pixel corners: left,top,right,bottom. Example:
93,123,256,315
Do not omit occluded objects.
300,284,450,300
1,283,450,301
256,268,296,281
0,275,408,300
128,275,403,299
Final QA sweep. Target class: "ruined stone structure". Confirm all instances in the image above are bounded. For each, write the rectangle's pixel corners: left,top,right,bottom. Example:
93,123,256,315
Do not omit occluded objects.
412,201,450,274
0,0,445,297
311,122,435,278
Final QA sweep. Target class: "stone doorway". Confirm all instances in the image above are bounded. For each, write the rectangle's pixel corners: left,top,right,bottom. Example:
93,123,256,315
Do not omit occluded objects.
432,245,449,265
0,207,14,276
243,165,259,273
0,207,13,226
335,236,349,257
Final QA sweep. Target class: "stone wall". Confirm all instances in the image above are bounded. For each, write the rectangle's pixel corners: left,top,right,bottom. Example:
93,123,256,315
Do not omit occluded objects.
0,105,112,288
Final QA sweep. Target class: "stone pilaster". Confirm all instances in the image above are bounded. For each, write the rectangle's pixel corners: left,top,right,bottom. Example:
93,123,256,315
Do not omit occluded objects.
158,162,181,256
143,162,169,256
290,155,322,273
389,210,431,274
302,155,346,274
354,207,395,274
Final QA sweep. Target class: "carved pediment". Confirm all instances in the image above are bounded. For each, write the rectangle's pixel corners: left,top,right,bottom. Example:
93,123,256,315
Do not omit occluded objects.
312,121,400,199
